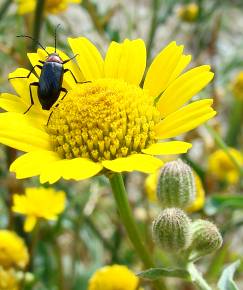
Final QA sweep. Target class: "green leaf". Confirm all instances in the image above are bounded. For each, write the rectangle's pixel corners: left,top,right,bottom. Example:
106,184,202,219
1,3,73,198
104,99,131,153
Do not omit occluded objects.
217,260,241,290
137,267,190,280
205,195,243,215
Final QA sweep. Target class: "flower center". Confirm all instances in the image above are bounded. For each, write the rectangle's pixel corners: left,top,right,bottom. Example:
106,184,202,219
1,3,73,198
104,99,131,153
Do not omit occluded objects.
47,79,160,162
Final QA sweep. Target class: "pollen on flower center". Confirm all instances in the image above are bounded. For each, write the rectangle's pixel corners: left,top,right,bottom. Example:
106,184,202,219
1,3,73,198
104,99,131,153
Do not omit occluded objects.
47,79,161,162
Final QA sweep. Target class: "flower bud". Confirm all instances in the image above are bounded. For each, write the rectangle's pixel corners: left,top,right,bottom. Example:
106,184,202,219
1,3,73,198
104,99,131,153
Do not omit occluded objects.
190,219,223,260
152,208,192,252
157,159,196,208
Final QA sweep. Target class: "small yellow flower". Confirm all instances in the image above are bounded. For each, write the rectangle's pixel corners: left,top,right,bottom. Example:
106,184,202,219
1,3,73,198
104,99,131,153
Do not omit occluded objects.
17,0,82,15
12,187,66,232
0,267,18,290
88,265,140,290
178,3,199,22
145,169,205,213
0,230,29,269
231,71,243,101
0,38,215,183
208,148,243,184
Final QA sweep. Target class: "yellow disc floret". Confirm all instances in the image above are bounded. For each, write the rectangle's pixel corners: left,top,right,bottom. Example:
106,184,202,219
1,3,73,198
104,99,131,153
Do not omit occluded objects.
47,79,160,162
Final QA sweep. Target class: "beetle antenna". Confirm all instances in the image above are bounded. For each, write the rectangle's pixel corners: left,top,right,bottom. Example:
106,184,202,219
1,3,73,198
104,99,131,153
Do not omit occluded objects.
54,24,61,53
17,35,49,55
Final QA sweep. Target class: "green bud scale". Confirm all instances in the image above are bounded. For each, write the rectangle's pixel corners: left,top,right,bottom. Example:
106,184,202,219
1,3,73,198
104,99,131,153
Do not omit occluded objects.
190,219,223,259
152,208,192,252
157,159,196,208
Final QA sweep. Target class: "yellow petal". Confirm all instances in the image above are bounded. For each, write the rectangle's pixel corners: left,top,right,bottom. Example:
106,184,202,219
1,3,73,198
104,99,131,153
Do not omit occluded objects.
24,216,37,232
104,39,146,85
40,158,103,184
8,68,41,109
155,99,216,139
144,42,186,97
10,150,60,179
142,141,192,155
0,113,51,152
157,65,214,117
167,54,192,84
0,93,48,124
103,154,163,173
68,37,104,80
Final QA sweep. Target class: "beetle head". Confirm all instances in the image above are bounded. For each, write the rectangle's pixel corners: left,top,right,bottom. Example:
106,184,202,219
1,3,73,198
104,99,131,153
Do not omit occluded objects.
46,53,63,63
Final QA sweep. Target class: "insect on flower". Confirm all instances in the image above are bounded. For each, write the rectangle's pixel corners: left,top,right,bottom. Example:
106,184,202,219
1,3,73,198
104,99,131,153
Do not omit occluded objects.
9,24,87,124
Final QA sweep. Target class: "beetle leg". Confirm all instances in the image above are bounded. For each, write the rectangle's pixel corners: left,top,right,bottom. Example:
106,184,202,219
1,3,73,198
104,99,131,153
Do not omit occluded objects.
63,69,90,84
38,60,45,64
62,54,79,64
8,65,42,80
24,82,39,114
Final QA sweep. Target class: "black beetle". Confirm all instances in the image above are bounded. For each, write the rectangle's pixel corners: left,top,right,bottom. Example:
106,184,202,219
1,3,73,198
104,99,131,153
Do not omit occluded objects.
9,25,87,123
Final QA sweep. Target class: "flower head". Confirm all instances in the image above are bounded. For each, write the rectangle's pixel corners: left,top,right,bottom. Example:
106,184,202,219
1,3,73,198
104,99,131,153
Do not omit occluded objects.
0,267,18,290
231,71,243,101
0,230,29,269
88,265,139,290
208,148,243,184
178,3,199,22
12,187,66,232
17,0,81,15
0,38,215,183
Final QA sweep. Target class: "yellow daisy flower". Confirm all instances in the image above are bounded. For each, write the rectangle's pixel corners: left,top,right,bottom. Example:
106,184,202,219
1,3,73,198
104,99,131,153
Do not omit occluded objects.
88,265,140,290
0,230,29,269
0,267,18,290
0,38,215,184
12,187,66,232
145,169,205,212
231,71,243,101
178,3,199,22
208,148,243,184
17,0,82,15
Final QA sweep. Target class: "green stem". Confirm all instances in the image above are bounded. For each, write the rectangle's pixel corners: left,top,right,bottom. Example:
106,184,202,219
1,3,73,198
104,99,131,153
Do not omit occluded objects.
108,173,167,290
147,0,160,62
0,0,12,21
205,124,243,188
225,99,243,147
187,263,212,290
31,0,45,51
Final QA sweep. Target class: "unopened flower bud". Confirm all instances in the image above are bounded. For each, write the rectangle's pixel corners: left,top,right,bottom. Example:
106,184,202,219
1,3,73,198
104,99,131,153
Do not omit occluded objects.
157,159,195,208
190,219,223,260
152,208,192,252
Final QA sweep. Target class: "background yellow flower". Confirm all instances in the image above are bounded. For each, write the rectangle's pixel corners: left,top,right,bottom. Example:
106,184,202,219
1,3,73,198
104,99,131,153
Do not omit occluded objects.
178,3,199,22
0,230,29,269
208,148,243,184
12,187,66,232
17,0,82,15
88,265,140,290
231,71,243,101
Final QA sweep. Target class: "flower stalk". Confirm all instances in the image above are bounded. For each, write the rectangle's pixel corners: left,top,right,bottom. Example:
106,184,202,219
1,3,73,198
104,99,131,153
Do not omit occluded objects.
108,173,167,290
31,0,45,51
187,263,212,290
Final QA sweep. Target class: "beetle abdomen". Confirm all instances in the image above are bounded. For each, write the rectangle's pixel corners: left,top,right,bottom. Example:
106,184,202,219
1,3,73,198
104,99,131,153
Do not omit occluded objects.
38,62,63,110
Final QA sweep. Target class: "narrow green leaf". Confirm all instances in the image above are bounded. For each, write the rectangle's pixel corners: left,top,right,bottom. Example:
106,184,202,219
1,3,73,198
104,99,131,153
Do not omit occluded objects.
218,260,241,290
137,267,190,280
205,195,243,215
